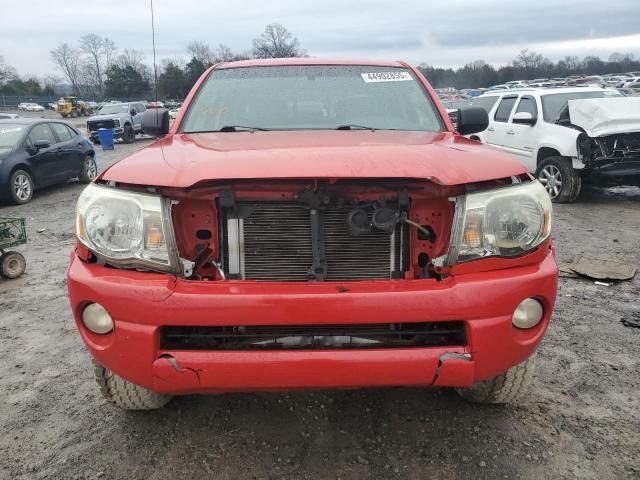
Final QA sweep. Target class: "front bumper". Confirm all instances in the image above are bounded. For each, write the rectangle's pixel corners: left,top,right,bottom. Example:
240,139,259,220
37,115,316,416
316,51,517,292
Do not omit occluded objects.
67,247,558,395
89,127,124,139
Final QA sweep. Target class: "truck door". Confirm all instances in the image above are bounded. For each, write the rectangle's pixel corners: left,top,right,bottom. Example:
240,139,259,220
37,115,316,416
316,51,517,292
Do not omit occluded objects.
484,95,518,150
26,123,61,186
501,95,539,172
49,122,80,177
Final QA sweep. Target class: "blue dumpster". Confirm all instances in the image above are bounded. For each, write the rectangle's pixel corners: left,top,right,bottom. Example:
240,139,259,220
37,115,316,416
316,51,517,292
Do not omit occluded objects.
97,128,114,151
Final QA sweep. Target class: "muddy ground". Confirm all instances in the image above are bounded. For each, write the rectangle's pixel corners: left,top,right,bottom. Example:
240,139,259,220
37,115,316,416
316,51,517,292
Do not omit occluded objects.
0,138,639,480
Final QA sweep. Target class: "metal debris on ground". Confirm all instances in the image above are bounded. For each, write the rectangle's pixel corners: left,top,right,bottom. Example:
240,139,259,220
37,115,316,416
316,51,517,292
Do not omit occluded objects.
558,255,637,281
621,313,640,329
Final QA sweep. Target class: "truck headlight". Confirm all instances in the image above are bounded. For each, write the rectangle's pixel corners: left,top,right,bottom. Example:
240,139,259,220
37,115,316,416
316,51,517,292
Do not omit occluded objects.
76,183,179,272
447,181,552,264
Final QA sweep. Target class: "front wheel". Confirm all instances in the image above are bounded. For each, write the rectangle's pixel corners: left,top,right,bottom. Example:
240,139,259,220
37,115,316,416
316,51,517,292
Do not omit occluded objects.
536,156,581,203
456,354,536,405
9,169,33,204
123,124,135,144
93,360,172,410
1,251,26,279
79,155,97,184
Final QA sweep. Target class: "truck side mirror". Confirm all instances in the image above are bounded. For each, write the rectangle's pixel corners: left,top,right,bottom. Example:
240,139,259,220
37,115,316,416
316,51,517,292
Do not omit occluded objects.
141,109,170,137
512,111,536,126
456,107,489,135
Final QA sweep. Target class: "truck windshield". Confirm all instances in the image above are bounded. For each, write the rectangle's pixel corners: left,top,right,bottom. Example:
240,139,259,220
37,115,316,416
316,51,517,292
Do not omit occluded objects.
0,124,23,151
541,91,622,122
181,65,444,133
99,104,130,115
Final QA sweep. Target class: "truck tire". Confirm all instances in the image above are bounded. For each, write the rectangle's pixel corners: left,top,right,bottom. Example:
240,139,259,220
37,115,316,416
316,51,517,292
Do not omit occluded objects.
456,354,536,405
535,156,580,203
123,124,135,144
1,251,26,279
93,360,172,410
568,171,582,203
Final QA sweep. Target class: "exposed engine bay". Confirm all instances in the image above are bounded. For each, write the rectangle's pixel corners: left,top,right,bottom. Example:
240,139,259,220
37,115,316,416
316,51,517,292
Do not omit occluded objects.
168,179,468,282
559,97,640,181
577,131,640,168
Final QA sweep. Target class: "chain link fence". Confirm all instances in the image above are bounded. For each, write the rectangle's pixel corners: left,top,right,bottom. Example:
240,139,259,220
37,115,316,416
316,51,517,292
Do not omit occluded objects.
0,95,144,109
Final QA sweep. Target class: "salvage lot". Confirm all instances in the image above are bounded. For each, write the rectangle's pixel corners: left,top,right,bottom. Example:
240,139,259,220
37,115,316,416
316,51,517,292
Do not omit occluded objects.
0,141,639,479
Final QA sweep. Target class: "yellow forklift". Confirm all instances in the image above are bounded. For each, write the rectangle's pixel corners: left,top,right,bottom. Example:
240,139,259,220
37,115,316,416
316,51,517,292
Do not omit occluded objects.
56,96,93,118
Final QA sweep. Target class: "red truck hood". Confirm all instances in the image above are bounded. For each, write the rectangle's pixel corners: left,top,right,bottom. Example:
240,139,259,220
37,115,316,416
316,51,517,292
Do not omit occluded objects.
101,130,527,187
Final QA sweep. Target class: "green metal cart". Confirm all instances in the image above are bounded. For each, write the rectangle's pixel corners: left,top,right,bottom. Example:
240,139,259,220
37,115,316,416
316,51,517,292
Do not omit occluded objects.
0,217,27,279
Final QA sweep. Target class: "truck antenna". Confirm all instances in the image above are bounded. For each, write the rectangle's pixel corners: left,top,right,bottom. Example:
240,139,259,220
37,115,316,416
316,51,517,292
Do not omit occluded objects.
150,0,159,105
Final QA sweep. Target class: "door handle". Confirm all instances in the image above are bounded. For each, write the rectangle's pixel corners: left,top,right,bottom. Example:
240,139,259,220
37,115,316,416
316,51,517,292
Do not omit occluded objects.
506,130,515,135
487,127,494,132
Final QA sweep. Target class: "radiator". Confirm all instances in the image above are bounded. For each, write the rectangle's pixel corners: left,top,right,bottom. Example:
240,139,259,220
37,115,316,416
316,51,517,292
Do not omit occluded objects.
222,202,405,281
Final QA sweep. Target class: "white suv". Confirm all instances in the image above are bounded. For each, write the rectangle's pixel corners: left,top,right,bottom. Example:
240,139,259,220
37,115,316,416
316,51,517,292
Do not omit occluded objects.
471,87,640,202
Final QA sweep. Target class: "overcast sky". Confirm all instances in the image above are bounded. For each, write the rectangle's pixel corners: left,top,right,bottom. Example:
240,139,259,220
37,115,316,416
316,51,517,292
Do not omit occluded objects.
2,0,640,78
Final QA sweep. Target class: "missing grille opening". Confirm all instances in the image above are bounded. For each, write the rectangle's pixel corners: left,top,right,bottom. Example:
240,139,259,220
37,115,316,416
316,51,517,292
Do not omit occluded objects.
160,322,466,350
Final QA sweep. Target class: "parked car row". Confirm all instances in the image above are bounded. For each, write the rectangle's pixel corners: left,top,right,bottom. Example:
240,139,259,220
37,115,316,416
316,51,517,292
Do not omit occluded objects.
17,102,45,112
486,72,640,91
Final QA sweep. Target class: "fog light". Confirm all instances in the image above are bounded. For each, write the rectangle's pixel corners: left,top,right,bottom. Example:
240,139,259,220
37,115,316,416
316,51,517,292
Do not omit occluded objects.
512,298,544,329
82,303,113,334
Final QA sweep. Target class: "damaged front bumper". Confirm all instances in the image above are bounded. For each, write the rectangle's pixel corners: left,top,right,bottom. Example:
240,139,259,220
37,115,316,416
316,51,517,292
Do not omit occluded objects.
67,247,558,395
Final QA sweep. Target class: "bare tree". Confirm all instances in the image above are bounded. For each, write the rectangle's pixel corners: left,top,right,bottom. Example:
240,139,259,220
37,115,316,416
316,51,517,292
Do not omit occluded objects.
513,48,550,70
118,48,146,71
103,38,117,70
187,41,213,65
0,55,18,85
215,44,235,62
42,75,60,92
79,34,105,95
78,34,117,96
50,43,82,94
252,23,306,58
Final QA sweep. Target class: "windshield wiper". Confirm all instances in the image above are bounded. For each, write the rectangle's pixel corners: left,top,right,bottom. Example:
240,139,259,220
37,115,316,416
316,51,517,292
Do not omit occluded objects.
336,124,376,131
218,125,271,132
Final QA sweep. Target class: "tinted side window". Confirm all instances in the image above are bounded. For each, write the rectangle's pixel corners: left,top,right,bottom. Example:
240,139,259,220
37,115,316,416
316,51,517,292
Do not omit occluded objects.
28,124,56,145
472,96,500,113
136,103,146,113
50,123,72,142
514,97,538,118
494,97,517,122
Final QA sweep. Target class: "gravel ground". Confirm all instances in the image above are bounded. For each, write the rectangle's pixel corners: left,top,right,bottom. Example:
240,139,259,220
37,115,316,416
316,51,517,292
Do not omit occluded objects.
0,138,639,480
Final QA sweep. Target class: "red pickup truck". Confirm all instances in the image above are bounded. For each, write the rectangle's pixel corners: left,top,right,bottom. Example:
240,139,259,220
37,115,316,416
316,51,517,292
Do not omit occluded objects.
68,58,557,410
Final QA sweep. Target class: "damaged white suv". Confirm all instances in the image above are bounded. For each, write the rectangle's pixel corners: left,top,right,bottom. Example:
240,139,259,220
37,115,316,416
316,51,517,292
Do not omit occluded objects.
472,87,640,202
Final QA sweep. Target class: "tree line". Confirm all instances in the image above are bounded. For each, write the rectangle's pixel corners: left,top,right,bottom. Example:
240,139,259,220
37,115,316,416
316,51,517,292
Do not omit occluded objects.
418,49,640,89
1,28,639,100
0,23,306,100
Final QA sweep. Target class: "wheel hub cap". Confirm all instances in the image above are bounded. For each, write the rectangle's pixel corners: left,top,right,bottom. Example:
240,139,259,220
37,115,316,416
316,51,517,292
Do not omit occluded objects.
539,165,562,199
13,174,31,200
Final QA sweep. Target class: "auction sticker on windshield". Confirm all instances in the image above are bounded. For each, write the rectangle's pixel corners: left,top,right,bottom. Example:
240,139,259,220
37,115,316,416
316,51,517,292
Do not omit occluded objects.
361,72,413,82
